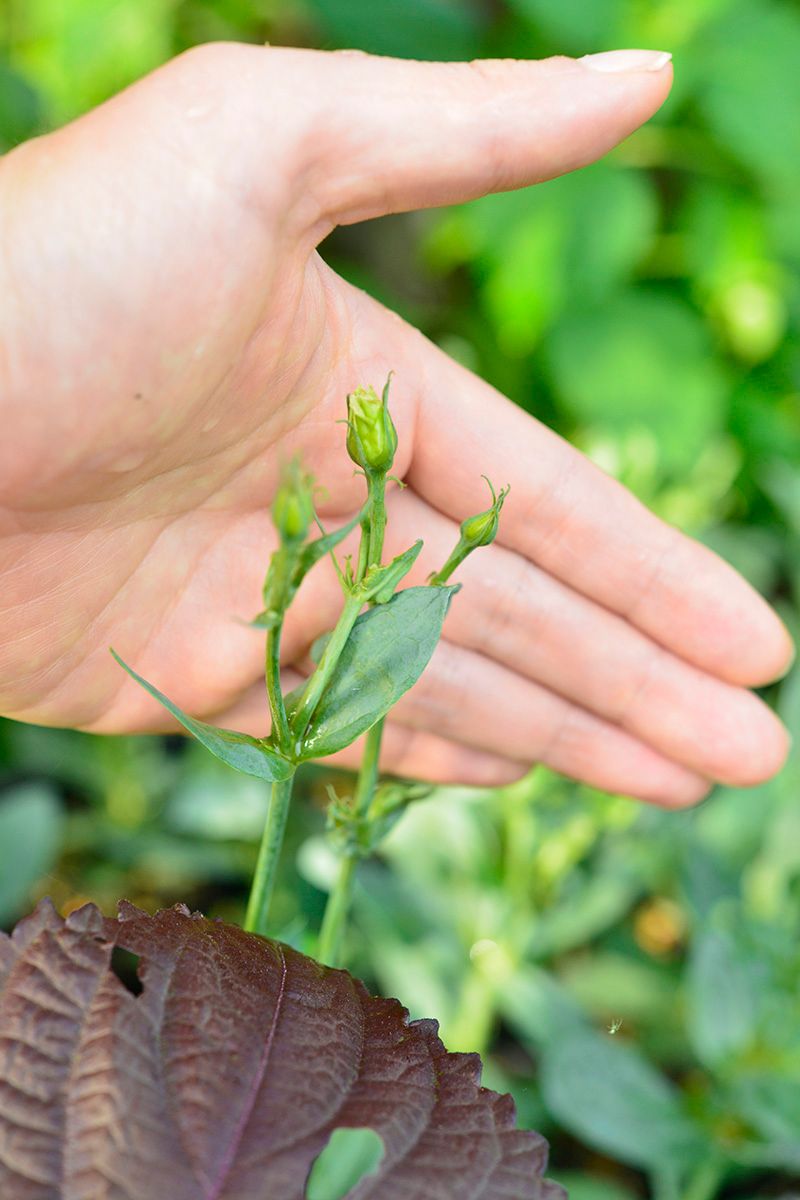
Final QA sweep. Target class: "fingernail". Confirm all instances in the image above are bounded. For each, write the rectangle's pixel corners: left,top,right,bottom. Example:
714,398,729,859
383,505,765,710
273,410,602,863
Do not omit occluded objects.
580,49,672,73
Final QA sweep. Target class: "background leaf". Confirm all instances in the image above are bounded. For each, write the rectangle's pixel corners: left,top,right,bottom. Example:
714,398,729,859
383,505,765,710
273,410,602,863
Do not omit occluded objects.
539,1026,704,1172
686,926,759,1069
305,1128,384,1200
0,901,561,1200
303,0,484,60
544,291,728,473
299,586,457,759
0,784,64,925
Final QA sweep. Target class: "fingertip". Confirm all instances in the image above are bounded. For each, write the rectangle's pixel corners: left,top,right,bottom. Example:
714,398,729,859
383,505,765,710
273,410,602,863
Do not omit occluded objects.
713,593,796,687
578,49,673,75
650,777,713,810
718,709,791,789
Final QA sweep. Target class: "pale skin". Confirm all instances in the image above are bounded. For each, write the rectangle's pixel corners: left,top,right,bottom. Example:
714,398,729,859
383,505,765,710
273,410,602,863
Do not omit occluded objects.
0,44,793,806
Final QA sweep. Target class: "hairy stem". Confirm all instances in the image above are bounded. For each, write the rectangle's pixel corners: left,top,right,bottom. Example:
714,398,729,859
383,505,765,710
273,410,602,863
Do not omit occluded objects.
244,774,295,935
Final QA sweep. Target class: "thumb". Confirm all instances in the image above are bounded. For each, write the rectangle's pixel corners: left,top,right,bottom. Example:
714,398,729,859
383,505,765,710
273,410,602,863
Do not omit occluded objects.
291,46,673,226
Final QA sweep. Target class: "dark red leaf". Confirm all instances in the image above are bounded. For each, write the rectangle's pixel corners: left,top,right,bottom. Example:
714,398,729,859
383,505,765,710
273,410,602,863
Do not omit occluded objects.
0,900,563,1200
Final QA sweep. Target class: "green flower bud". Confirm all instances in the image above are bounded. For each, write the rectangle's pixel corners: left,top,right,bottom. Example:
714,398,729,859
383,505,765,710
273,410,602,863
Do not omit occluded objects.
429,478,510,585
272,459,315,545
346,375,398,476
459,478,510,549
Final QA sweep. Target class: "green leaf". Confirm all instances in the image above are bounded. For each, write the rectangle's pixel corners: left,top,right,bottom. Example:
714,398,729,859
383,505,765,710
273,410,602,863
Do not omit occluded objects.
110,650,294,781
0,784,64,926
545,291,728,473
540,1026,704,1172
686,926,759,1068
729,1074,800,1156
0,59,45,151
305,1128,384,1200
548,1172,638,1200
299,586,457,760
697,1,800,193
304,0,483,60
507,0,624,52
359,540,422,604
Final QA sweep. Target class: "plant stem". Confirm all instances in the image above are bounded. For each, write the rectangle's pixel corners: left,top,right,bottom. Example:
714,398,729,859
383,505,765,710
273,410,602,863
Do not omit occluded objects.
318,474,389,966
317,720,383,965
244,773,295,935
366,473,387,567
429,543,468,586
317,854,356,965
266,623,290,751
681,1159,726,1200
290,593,363,742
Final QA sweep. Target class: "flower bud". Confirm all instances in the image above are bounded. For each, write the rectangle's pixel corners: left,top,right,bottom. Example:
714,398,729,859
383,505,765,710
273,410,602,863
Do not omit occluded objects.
429,478,510,585
346,376,398,477
459,479,510,549
272,459,315,545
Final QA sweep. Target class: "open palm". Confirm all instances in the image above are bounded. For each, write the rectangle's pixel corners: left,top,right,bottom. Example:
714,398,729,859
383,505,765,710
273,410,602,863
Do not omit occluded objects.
0,43,792,804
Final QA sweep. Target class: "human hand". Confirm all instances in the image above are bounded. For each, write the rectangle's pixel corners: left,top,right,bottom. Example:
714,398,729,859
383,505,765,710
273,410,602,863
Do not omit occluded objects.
0,44,792,804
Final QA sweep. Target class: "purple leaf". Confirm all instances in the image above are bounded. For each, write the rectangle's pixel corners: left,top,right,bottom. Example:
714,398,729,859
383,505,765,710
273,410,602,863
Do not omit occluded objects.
0,901,562,1200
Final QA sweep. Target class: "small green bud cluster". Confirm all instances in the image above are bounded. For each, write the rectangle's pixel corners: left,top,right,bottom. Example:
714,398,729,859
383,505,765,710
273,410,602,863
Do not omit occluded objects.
346,376,398,477
272,458,315,545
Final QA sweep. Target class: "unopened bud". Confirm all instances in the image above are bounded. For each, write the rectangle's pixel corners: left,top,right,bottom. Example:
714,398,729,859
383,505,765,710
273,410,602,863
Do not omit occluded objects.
346,375,398,477
272,459,315,545
429,478,510,585
459,479,510,549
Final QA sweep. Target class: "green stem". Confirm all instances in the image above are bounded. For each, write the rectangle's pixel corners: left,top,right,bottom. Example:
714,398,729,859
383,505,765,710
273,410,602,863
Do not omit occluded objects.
651,1168,681,1200
681,1159,725,1200
355,719,383,812
429,540,468,586
266,623,290,751
366,473,387,567
244,774,295,935
317,855,357,965
317,705,385,967
290,593,363,742
318,480,388,966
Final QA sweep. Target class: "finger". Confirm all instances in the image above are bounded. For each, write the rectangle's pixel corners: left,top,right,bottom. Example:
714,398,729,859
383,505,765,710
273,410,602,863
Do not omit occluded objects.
335,279,794,687
328,723,527,789
292,47,674,226
206,669,527,789
381,640,710,809
279,594,709,806
378,490,789,788
204,657,703,803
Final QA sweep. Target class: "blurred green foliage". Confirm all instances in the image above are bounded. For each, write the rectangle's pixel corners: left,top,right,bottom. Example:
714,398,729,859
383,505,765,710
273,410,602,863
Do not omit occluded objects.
2,1,800,1196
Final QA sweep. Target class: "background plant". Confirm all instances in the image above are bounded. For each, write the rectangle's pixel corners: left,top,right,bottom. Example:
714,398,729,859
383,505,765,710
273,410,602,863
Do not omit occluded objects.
1,1,799,1197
